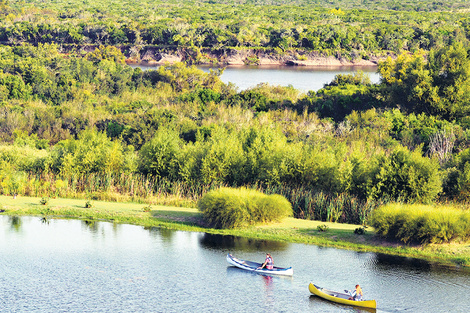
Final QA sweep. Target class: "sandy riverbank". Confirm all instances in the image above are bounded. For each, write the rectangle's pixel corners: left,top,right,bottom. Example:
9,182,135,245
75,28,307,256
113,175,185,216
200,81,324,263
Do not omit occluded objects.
129,47,386,67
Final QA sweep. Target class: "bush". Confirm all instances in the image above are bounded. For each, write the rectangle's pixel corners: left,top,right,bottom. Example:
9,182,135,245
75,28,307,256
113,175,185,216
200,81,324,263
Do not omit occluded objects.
40,197,49,205
371,204,470,243
197,187,292,229
85,201,93,208
367,147,442,203
138,128,182,178
317,224,329,232
251,193,293,223
354,227,366,235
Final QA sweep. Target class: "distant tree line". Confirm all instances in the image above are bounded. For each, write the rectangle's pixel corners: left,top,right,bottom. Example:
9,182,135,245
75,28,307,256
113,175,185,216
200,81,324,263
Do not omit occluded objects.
0,0,470,62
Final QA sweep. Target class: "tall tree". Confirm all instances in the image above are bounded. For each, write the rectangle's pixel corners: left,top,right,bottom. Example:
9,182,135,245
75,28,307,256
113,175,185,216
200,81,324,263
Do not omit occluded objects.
378,43,470,119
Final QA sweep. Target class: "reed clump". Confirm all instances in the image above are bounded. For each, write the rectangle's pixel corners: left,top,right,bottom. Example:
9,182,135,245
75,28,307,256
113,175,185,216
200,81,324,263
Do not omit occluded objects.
259,184,381,225
371,203,470,244
197,187,292,228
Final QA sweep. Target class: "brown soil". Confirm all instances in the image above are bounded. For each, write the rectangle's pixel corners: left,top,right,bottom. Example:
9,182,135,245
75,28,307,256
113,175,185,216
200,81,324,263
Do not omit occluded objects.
126,47,386,67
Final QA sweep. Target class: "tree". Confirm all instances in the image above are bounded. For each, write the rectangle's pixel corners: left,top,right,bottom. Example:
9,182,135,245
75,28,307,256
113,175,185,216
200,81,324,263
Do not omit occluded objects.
378,44,470,119
51,130,131,176
138,128,182,178
86,45,126,65
0,71,32,100
428,42,470,119
367,146,441,203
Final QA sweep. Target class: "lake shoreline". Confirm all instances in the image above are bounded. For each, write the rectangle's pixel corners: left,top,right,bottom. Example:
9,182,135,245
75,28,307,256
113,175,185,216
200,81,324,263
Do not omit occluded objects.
1,195,468,268
123,46,387,67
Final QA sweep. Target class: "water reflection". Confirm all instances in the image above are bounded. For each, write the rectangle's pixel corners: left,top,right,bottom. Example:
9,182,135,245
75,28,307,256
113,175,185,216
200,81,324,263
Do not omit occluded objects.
374,253,432,270
197,65,381,93
200,233,288,252
145,226,176,242
262,274,275,311
373,252,470,275
225,265,282,311
81,219,99,232
263,274,274,287
308,295,377,313
9,215,22,231
131,64,380,92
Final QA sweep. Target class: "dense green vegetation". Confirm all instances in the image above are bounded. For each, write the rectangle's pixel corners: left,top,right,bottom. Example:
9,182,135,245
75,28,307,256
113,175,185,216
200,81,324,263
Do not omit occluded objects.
1,42,470,226
1,0,470,234
197,187,292,228
1,0,470,63
371,204,470,244
0,2,469,273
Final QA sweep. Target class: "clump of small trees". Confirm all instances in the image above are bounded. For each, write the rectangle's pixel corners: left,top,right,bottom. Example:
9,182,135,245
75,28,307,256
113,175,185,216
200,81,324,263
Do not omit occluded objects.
197,187,292,228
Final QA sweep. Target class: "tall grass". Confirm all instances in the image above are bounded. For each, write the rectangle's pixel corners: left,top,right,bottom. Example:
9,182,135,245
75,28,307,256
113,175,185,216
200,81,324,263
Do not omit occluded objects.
8,172,217,207
371,204,470,243
0,172,382,224
256,183,382,225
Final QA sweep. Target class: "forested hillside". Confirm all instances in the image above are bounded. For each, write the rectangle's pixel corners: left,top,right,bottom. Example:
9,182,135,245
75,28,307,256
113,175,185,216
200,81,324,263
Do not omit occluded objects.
1,1,470,224
1,0,470,63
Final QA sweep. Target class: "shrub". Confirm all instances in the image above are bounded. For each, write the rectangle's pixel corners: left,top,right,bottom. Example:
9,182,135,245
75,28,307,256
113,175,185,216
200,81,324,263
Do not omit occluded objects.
317,224,329,232
354,227,366,235
371,203,470,243
40,197,49,205
50,130,130,176
197,187,292,229
367,147,442,203
138,128,182,178
85,201,93,208
250,193,293,223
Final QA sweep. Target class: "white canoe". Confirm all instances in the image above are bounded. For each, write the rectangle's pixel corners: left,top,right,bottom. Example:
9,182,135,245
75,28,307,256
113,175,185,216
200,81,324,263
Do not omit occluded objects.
226,253,293,276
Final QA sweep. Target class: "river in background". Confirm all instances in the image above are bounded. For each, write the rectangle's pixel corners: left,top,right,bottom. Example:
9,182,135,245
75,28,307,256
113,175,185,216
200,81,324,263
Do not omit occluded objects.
1,216,469,313
133,64,381,93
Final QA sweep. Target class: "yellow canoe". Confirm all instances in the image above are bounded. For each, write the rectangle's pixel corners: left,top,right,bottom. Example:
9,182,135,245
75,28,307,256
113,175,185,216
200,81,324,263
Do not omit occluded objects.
309,282,377,309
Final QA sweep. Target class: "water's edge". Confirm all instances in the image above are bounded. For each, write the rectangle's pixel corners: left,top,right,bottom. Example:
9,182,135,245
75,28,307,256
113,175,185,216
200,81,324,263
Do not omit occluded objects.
123,47,383,67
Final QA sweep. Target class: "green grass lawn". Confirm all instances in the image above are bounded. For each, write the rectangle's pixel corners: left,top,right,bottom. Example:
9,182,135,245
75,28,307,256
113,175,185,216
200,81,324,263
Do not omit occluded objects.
1,195,469,267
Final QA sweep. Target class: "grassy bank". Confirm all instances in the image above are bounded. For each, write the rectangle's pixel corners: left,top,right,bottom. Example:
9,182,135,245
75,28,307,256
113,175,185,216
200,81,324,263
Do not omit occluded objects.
1,195,469,268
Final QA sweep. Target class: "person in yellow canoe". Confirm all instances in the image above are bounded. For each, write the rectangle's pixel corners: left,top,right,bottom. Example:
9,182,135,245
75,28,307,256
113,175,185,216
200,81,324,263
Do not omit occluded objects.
257,253,274,270
348,284,363,301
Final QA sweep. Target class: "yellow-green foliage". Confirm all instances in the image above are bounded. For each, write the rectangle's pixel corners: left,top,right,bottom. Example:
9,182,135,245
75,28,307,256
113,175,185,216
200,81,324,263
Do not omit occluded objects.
0,144,49,171
371,203,470,243
197,187,292,228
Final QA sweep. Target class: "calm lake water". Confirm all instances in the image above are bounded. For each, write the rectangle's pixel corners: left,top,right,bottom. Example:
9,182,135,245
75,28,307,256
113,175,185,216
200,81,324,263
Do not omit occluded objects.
1,216,469,312
133,64,381,92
